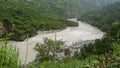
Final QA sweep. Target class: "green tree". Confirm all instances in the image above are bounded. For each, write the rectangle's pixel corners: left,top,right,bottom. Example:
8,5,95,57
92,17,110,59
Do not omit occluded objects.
34,38,64,63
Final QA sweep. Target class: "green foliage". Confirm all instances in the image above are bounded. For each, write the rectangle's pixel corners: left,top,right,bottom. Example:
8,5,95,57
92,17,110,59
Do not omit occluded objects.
27,55,104,68
79,2,120,31
77,2,120,59
112,43,120,54
0,44,21,68
64,48,71,56
108,23,120,42
34,38,64,63
1,0,120,68
65,20,78,27
81,42,120,68
27,59,85,68
80,23,120,56
32,0,119,18
0,0,78,41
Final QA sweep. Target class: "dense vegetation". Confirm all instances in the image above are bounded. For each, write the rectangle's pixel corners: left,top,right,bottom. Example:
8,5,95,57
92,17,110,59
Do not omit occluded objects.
25,22,120,68
34,38,64,63
0,0,119,40
26,1,120,68
78,2,120,31
32,0,119,18
0,0,78,41
1,23,120,67
0,0,120,68
0,44,21,68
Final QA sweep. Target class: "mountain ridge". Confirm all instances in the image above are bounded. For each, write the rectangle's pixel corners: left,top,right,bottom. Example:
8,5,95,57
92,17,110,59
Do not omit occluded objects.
32,0,120,18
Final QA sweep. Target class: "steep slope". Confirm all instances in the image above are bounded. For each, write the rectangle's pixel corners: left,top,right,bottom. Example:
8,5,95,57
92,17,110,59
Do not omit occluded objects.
26,1,120,67
0,0,78,41
79,2,120,31
32,0,120,18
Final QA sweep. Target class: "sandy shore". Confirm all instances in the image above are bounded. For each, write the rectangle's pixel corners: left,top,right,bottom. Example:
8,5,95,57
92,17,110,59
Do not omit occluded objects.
8,19,104,64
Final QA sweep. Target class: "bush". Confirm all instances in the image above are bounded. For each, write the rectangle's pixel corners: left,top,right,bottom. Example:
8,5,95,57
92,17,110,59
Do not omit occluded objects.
34,38,64,63
0,44,21,68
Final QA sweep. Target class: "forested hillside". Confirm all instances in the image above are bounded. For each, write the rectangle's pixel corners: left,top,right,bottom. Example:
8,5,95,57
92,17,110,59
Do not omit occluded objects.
32,0,119,18
25,2,120,67
26,1,120,68
0,0,119,41
78,2,120,31
0,0,78,41
1,0,120,68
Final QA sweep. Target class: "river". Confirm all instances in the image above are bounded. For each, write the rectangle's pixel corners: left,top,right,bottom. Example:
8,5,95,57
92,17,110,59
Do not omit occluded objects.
8,19,104,64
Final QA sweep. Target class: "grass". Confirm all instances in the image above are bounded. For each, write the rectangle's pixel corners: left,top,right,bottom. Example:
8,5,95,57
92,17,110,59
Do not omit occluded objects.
0,44,21,68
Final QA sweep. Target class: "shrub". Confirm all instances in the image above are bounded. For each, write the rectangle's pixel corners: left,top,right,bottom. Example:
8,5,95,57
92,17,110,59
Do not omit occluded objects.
0,44,21,68
34,38,64,63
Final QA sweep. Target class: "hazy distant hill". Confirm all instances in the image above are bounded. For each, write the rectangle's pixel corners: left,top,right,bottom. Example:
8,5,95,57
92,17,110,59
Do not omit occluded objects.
31,0,120,18
79,2,120,31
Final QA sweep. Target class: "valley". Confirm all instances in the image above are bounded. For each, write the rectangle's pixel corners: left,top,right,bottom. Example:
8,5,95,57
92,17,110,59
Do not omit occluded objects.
8,19,104,64
0,0,120,67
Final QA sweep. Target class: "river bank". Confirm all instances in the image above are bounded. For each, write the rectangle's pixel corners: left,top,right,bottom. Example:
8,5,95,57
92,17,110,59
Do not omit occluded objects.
8,19,104,64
